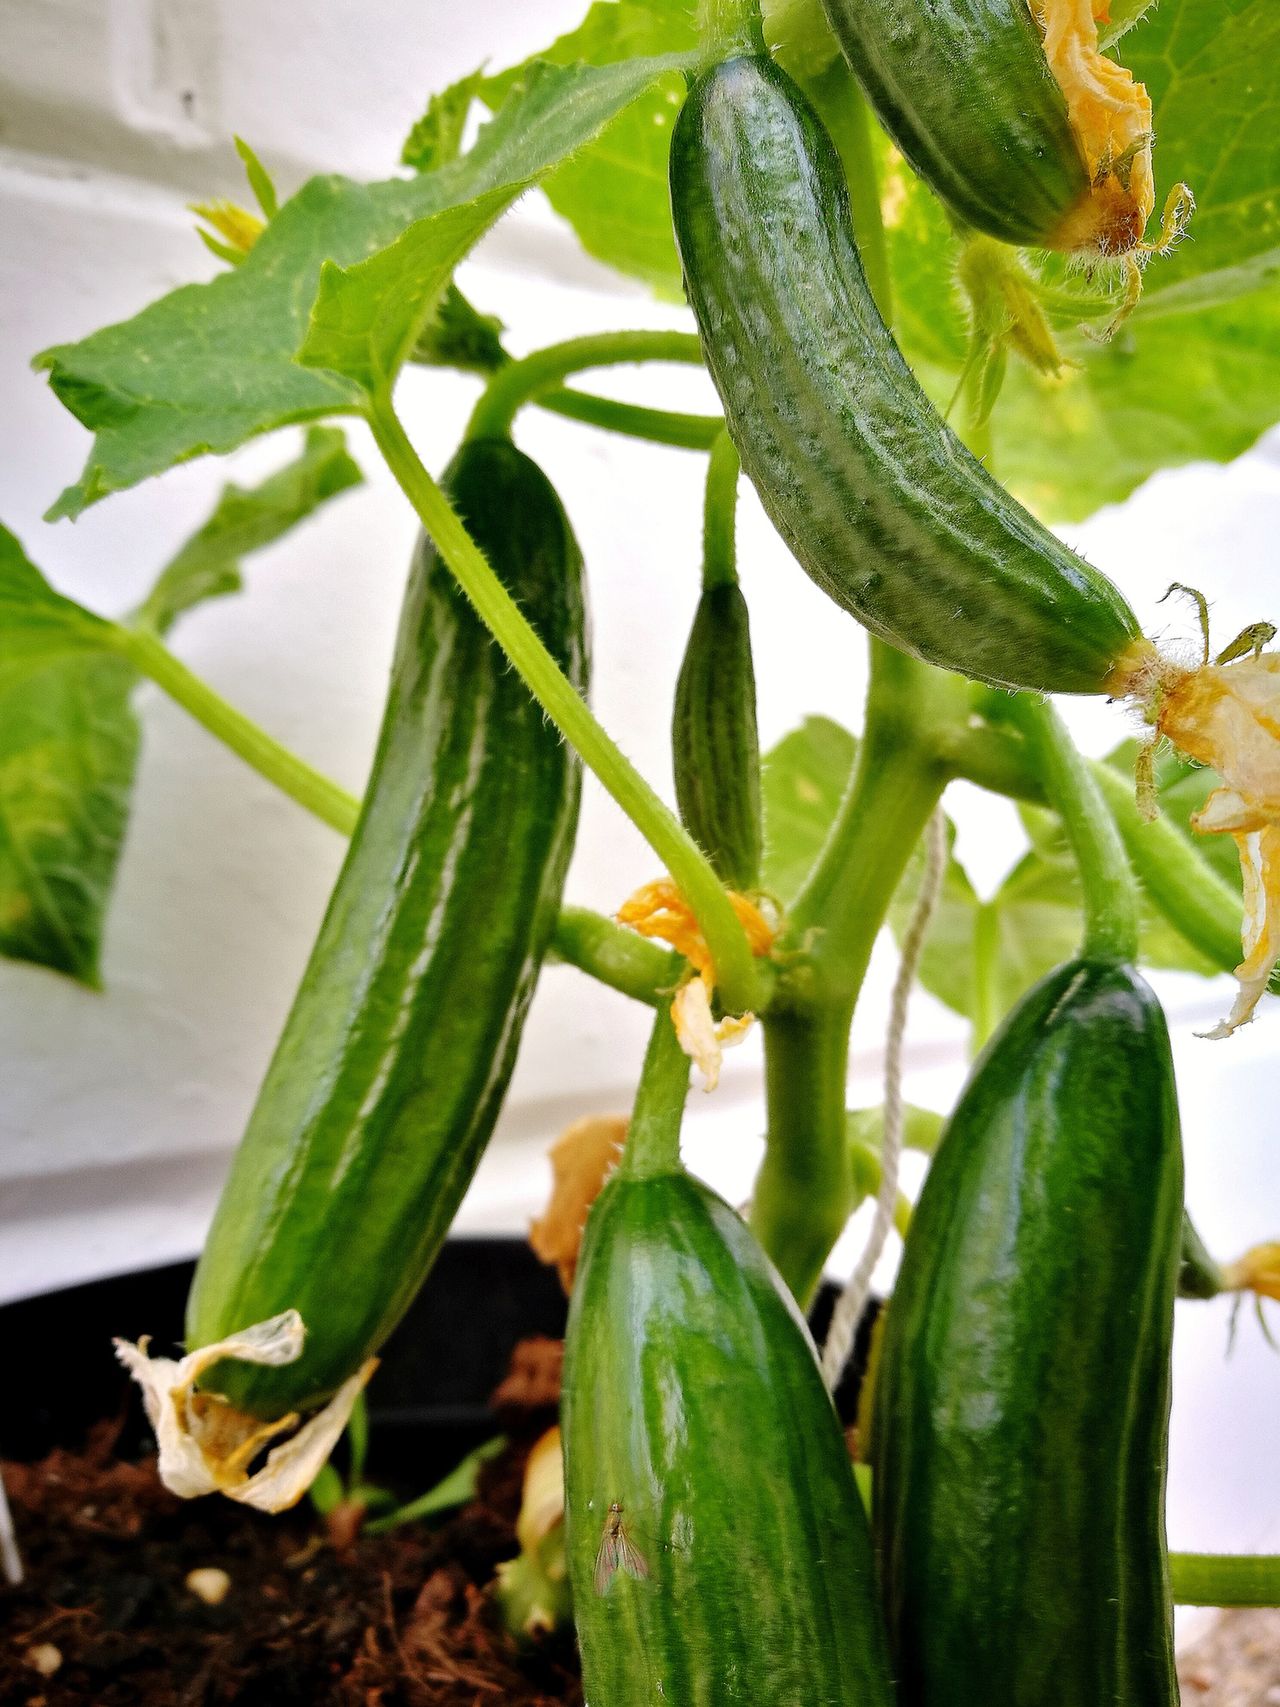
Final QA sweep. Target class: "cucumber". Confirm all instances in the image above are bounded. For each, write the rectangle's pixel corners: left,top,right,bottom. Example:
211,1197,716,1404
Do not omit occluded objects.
669,55,1148,697
872,957,1183,1705
564,1167,894,1706
820,0,1087,247
672,583,761,890
186,438,587,1417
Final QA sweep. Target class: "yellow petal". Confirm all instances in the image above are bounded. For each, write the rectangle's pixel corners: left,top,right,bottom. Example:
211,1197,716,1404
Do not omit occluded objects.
114,1312,375,1512
672,977,754,1091
529,1115,627,1293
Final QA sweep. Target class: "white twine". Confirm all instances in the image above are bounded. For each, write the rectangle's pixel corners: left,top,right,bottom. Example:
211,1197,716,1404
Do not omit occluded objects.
822,807,948,1392
0,1463,23,1585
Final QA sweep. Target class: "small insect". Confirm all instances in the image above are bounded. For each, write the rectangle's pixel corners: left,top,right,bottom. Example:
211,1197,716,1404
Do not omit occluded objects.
594,1501,649,1595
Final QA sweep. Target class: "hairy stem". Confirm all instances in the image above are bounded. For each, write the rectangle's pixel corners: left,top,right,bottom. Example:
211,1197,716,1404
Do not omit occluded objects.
539,387,723,451
1004,694,1139,963
550,907,681,1006
370,395,762,1014
620,1004,692,1179
701,431,741,590
113,626,360,836
700,0,765,56
466,331,706,443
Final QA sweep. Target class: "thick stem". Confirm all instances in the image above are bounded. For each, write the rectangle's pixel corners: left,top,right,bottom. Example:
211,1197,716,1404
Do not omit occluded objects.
789,643,956,1005
620,1004,692,1179
1170,1553,1280,1609
701,431,741,590
550,907,680,1006
751,646,959,1300
1004,694,1139,963
466,331,706,443
112,626,360,836
970,900,1001,1052
752,1002,857,1304
539,387,723,451
369,397,762,1015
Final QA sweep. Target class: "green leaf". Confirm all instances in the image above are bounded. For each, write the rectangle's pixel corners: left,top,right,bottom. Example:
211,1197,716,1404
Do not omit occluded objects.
1102,738,1241,890
846,1104,945,1157
37,53,690,516
234,136,279,220
401,68,485,172
297,185,518,400
760,714,856,906
0,433,361,984
0,526,136,983
0,524,116,687
1126,0,1280,314
136,427,362,635
477,2,699,298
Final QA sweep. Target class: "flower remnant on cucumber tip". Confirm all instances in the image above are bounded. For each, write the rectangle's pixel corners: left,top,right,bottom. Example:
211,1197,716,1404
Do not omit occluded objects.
115,1311,375,1512
1139,631,1280,1037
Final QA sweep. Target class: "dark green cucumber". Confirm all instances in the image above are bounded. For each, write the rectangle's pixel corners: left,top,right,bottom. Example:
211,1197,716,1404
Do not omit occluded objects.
563,1167,894,1706
819,0,1088,247
672,581,761,889
669,56,1147,696
186,438,587,1417
872,957,1183,1705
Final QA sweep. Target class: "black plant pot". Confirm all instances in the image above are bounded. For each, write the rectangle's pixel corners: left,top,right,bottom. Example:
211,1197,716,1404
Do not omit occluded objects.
0,1240,875,1484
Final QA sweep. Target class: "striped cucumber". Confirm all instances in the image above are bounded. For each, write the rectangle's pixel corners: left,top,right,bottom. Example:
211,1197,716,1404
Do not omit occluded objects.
564,1165,895,1705
820,0,1158,256
669,55,1150,696
872,956,1183,1705
186,437,587,1417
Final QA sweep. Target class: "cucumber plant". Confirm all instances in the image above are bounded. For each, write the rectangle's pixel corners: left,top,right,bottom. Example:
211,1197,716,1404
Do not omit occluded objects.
7,0,1280,1680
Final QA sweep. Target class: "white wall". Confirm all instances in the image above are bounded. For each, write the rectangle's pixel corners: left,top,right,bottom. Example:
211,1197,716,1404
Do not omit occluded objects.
1,0,1276,1575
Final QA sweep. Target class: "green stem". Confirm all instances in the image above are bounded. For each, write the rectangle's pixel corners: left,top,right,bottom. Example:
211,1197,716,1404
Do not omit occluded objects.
1089,759,1247,977
550,907,681,1006
751,645,961,1301
620,1005,692,1179
539,386,723,451
700,0,764,56
948,713,1254,985
369,396,762,1015
112,625,360,836
1170,1553,1280,1609
466,331,706,443
789,643,958,1004
1003,694,1139,963
849,1139,913,1240
702,431,741,590
752,1003,857,1303
804,66,894,325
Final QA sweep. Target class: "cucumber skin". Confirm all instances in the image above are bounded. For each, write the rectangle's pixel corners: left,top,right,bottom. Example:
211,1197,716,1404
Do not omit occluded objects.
186,439,587,1416
669,57,1142,696
820,0,1088,246
564,1169,894,1707
872,958,1183,1706
672,582,762,890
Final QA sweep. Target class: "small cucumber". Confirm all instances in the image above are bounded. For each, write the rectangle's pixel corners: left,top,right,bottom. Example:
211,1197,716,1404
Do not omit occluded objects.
186,438,587,1417
872,957,1183,1705
564,1167,894,1706
820,0,1156,255
672,580,761,890
669,55,1148,696
820,0,1086,247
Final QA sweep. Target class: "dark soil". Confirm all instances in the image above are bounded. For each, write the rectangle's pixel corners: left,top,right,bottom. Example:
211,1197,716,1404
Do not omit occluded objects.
1,1339,581,1706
